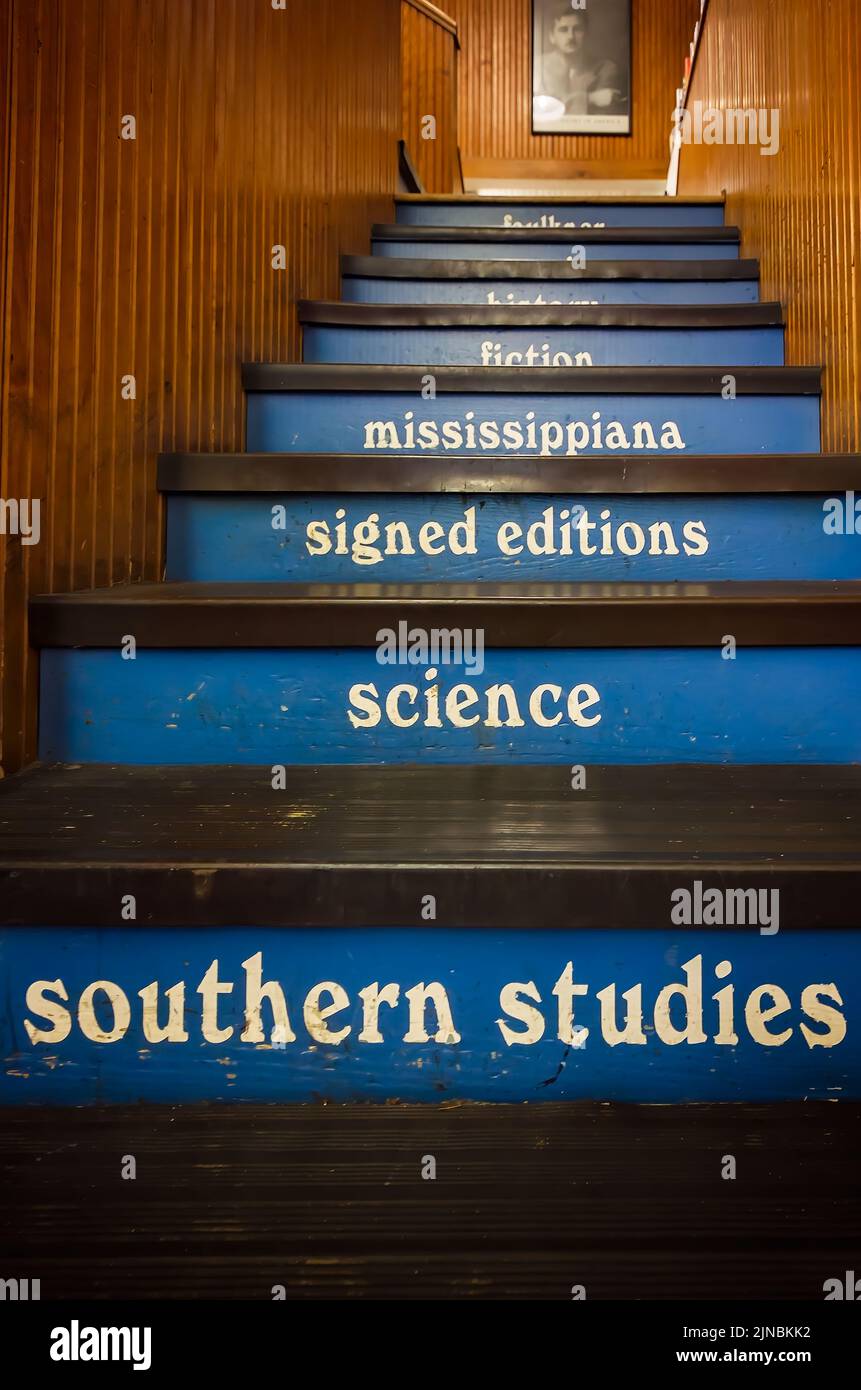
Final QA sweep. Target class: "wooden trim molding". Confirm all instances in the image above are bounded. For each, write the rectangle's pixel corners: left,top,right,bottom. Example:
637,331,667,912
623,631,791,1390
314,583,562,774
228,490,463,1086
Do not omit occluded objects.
157,453,860,497
403,0,460,46
29,580,861,650
398,140,425,193
239,363,820,394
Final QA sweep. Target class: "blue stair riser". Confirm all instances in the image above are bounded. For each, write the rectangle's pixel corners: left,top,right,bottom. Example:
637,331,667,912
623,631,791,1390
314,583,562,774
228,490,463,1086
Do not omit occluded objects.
39,647,861,765
1,927,855,1104
302,324,785,368
396,203,726,229
245,392,821,456
165,494,861,584
372,239,740,262
342,277,761,306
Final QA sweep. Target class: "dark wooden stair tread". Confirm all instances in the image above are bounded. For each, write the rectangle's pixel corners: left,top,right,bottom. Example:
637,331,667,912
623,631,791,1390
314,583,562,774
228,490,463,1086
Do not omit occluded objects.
1,763,860,927
1,1100,857,1301
342,253,759,281
371,223,742,243
29,579,861,647
157,450,861,494
298,299,783,327
395,194,727,207
241,363,818,392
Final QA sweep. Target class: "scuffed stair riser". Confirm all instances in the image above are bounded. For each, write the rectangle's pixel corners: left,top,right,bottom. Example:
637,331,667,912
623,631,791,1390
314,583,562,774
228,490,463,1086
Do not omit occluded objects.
244,391,820,455
302,323,784,367
165,492,858,583
38,646,861,765
395,200,727,228
1,927,856,1104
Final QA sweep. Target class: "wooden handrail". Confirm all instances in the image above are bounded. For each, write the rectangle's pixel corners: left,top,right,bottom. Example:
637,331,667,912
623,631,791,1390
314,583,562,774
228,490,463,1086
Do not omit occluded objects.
398,140,425,194
403,0,460,48
680,0,711,111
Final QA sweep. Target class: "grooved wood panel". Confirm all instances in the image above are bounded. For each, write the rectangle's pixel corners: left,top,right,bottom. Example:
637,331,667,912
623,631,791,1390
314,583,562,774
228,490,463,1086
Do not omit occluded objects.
401,0,461,193
0,0,11,770
0,0,400,775
679,0,861,452
2,1103,860,1300
447,0,700,176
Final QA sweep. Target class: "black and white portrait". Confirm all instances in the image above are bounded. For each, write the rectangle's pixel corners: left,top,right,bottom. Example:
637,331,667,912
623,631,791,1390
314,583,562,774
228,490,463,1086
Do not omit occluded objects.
533,0,632,135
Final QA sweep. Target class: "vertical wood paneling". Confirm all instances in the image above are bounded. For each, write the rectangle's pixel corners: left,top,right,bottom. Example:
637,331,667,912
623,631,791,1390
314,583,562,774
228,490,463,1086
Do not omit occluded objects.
401,1,461,193
448,0,700,177
0,0,12,773
0,0,400,773
679,0,861,452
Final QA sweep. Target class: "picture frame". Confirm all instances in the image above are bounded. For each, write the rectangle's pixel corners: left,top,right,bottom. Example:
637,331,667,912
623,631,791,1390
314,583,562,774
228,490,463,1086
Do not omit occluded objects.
532,0,632,136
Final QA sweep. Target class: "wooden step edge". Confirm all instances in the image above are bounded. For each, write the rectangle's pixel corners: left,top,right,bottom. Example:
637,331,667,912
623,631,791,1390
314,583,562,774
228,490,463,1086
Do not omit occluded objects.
3,860,861,930
156,452,860,496
371,224,742,243
394,195,727,207
341,254,759,281
28,581,861,650
240,364,821,393
297,300,784,328
2,765,860,929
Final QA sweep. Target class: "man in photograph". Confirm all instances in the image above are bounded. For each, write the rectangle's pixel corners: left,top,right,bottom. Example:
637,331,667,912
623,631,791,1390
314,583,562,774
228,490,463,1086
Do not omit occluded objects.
537,2,627,121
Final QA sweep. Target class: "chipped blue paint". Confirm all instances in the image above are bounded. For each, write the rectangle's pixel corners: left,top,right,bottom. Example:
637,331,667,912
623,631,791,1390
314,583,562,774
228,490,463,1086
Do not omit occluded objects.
165,494,860,584
1,927,856,1103
302,324,785,368
38,647,861,766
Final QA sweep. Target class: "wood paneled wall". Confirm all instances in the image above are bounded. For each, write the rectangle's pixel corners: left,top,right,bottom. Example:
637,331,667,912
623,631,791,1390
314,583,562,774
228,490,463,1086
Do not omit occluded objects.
679,0,861,452
401,0,461,193
448,0,700,178
0,0,12,779
0,0,400,774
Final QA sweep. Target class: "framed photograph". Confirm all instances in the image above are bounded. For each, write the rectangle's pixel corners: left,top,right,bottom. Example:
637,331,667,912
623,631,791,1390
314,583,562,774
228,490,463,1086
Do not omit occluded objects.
532,0,632,135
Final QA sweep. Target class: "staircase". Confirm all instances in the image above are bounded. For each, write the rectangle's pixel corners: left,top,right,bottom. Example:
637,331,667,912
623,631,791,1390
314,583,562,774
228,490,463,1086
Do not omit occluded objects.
1,189,860,1295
